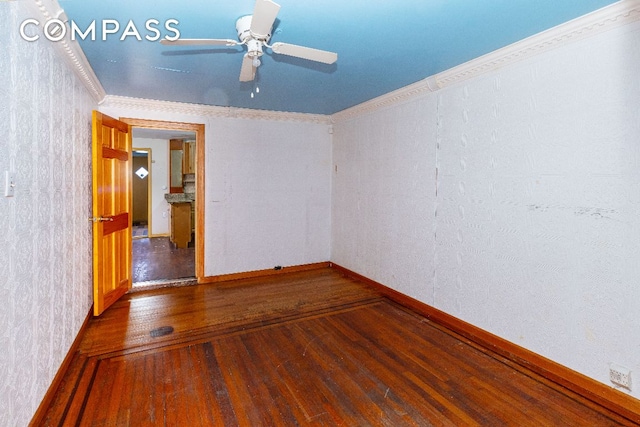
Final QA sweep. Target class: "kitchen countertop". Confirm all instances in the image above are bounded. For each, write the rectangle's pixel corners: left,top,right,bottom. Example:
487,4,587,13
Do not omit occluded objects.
164,193,195,203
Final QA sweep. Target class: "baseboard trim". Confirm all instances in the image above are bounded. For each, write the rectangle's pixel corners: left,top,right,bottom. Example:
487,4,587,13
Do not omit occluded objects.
30,305,94,427
329,263,640,424
200,261,331,284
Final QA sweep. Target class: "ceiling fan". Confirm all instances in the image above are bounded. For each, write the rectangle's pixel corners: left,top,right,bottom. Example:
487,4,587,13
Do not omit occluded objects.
160,0,338,82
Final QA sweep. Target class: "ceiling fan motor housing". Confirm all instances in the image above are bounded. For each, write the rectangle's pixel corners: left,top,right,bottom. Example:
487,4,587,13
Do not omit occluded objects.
236,15,272,43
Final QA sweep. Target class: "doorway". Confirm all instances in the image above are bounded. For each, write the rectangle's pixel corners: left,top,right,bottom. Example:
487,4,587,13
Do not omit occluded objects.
123,118,205,287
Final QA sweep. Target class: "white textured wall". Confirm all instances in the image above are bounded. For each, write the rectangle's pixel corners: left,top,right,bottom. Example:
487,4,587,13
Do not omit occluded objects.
332,21,640,397
332,99,438,301
0,3,96,426
100,103,332,276
206,118,332,275
131,137,171,236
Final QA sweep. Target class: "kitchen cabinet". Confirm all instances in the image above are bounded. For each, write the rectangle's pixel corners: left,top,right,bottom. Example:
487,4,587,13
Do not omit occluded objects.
170,202,191,248
169,139,184,193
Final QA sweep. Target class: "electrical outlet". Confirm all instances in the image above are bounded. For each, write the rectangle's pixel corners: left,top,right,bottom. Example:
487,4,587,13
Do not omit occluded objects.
609,364,632,390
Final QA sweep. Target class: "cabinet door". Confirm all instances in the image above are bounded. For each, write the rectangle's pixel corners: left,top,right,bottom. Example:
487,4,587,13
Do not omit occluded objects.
170,139,184,193
183,141,196,174
171,202,192,248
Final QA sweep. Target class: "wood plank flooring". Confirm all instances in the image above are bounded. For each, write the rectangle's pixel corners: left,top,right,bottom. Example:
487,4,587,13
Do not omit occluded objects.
41,268,637,426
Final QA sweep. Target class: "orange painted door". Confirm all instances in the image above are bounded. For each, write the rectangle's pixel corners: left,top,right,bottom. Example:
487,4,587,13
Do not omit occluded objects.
91,111,132,316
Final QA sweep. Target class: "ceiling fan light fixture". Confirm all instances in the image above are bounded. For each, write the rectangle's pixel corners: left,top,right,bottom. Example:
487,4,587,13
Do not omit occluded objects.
163,0,337,83
246,39,264,58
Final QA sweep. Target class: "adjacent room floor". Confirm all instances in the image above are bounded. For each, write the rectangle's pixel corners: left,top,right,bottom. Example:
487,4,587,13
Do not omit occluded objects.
132,236,195,285
41,268,635,426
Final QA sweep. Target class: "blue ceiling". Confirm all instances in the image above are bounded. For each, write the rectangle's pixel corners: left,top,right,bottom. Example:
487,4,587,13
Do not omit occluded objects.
59,0,618,115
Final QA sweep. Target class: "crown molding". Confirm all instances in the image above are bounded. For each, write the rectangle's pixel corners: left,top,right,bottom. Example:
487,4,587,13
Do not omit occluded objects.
25,0,106,104
102,95,332,124
331,0,640,124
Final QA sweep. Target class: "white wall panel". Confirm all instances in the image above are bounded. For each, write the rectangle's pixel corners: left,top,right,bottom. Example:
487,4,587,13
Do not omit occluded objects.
332,97,438,303
332,21,640,397
435,22,640,390
99,105,332,277
0,3,96,425
205,118,332,275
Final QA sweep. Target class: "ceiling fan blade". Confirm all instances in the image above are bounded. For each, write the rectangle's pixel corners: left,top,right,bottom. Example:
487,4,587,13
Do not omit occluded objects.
239,54,256,82
270,42,337,64
160,38,239,46
250,0,281,38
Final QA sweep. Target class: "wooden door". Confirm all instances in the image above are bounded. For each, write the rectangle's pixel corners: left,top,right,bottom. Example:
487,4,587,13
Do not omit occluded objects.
91,111,132,316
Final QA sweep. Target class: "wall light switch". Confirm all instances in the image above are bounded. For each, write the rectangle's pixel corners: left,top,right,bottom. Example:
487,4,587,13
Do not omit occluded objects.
4,171,15,197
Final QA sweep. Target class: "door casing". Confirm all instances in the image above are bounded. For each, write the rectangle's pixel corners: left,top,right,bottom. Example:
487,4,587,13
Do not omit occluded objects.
121,118,205,283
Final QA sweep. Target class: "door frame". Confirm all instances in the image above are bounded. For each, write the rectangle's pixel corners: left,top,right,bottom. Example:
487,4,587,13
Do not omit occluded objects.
122,117,205,282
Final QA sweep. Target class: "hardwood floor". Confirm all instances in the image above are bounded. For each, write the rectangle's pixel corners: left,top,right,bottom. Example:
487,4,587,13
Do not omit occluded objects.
132,237,195,284
41,268,636,426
